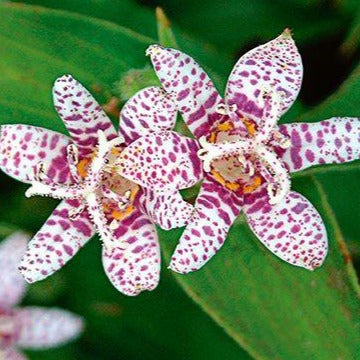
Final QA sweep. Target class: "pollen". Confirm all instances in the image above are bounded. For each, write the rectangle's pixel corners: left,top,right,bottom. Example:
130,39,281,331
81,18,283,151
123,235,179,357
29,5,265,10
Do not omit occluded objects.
76,158,90,178
112,205,135,221
241,118,256,136
243,175,263,194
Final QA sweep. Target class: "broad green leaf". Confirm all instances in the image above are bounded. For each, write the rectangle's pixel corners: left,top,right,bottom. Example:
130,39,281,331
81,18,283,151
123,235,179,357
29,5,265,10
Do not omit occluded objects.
160,175,360,359
156,7,178,49
8,0,233,79
149,0,347,53
17,0,348,55
0,4,251,360
342,5,360,56
8,0,158,38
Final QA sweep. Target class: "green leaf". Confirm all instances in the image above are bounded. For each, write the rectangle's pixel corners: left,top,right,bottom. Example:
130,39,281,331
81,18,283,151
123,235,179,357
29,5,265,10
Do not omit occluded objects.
8,0,158,38
155,7,178,48
0,4,251,360
160,174,360,359
152,0,348,54
114,66,160,101
342,5,360,56
7,0,233,81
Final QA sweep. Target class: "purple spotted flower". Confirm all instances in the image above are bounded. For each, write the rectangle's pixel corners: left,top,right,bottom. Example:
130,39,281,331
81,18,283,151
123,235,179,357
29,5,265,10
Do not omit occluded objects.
146,30,360,273
0,75,202,296
0,232,83,359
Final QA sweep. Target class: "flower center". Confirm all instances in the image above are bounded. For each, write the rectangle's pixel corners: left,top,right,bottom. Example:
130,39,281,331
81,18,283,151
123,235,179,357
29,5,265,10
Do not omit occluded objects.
25,130,139,250
198,102,291,204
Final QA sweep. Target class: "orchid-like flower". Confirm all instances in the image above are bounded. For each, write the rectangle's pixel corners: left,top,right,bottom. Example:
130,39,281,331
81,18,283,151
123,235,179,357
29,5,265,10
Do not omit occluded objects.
0,75,202,295
0,232,83,359
146,30,360,273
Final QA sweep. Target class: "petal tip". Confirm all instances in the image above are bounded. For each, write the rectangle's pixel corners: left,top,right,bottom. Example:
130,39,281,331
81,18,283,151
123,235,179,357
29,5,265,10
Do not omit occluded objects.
145,44,164,57
55,74,76,84
282,28,293,38
299,256,326,271
120,282,158,297
18,256,47,284
168,260,190,274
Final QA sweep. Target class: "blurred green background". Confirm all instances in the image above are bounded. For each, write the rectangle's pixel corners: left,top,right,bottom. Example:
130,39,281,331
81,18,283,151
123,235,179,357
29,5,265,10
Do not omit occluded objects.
0,0,359,359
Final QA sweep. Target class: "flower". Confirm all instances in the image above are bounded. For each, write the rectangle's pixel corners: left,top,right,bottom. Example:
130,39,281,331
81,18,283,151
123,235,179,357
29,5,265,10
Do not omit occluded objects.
146,30,360,273
0,75,202,295
0,232,83,359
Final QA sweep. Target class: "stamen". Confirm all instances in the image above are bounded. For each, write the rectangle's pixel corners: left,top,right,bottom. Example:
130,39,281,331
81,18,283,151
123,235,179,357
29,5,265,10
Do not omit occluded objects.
255,90,281,144
256,145,290,204
66,144,81,182
86,192,116,251
216,103,237,115
124,190,131,200
272,131,291,149
109,219,119,230
87,131,125,188
253,158,276,185
197,136,250,172
238,155,255,176
216,103,248,134
102,187,129,205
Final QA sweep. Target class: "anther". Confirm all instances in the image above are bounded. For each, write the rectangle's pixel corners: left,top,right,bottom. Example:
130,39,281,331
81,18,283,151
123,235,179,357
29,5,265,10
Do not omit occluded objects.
216,103,238,115
124,190,131,200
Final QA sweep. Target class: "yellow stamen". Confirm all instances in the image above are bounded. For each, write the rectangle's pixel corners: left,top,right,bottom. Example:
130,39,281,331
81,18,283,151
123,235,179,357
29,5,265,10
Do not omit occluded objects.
111,205,135,221
76,158,90,178
242,118,256,136
243,175,262,194
217,121,234,132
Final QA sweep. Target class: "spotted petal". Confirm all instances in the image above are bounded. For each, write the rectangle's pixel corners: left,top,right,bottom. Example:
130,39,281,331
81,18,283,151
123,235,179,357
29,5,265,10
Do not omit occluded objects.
0,232,29,308
147,45,222,138
116,130,202,191
279,117,360,172
102,210,160,296
169,176,243,274
243,187,327,270
19,200,94,283
119,86,177,144
0,125,71,185
225,30,303,124
14,307,83,349
53,75,117,157
138,189,194,230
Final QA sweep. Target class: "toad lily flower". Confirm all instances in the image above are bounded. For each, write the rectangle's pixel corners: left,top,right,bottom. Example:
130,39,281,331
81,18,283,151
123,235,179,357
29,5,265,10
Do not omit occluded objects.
0,75,202,295
147,30,360,273
0,232,83,359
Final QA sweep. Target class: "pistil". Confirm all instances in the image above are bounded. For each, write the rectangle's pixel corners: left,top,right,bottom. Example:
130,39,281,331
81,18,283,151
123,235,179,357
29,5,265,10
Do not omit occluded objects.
197,108,292,204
